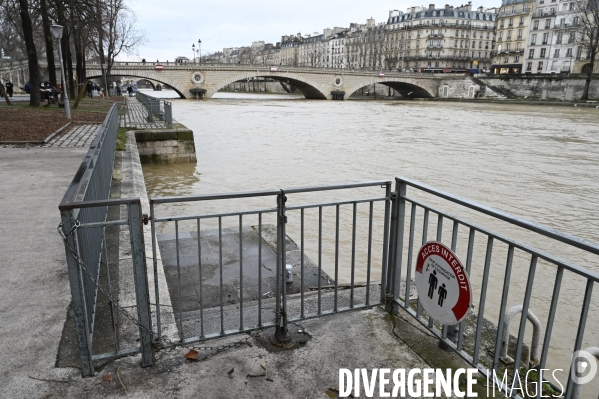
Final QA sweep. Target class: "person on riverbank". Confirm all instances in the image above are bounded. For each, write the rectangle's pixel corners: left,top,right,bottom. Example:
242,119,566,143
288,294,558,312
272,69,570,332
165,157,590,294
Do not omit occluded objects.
5,81,13,98
86,81,93,98
127,85,133,97
98,86,105,99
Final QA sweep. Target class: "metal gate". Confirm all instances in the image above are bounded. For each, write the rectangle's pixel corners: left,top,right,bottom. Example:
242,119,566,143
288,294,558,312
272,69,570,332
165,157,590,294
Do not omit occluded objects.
148,181,392,345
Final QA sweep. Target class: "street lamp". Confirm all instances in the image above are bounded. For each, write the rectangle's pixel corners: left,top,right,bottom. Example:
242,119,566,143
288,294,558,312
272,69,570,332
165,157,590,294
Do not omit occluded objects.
192,43,196,64
101,63,109,98
50,24,70,119
198,39,202,65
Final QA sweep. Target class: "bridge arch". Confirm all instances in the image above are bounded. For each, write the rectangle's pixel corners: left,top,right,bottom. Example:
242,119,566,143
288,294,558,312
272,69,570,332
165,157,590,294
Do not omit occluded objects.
86,69,187,98
344,77,437,99
205,71,328,99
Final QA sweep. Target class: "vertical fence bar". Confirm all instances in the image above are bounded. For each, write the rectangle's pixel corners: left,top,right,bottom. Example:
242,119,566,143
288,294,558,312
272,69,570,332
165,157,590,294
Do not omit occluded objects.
457,227,475,351
275,193,290,342
239,215,244,330
175,220,183,341
442,220,460,341
492,245,515,370
128,201,154,367
300,209,305,318
512,255,537,379
219,217,224,336
149,202,162,337
366,201,374,306
197,219,204,339
473,236,494,365
258,213,263,327
388,180,406,314
61,210,94,377
565,279,594,398
380,183,392,303
350,202,357,308
334,205,339,312
404,205,416,309
417,209,430,319
537,266,563,399
318,206,322,315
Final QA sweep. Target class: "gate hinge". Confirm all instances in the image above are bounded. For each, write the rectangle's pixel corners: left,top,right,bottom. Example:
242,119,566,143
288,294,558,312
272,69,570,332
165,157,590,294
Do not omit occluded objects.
390,192,397,200
142,214,150,225
281,215,288,223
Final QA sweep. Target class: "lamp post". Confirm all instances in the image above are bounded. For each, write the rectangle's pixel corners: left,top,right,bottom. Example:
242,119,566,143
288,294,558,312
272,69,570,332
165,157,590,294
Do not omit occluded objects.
192,43,196,64
102,63,109,98
51,24,71,119
198,39,202,65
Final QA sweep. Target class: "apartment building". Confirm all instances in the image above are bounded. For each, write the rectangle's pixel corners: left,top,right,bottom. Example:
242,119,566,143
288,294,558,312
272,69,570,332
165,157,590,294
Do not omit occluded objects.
386,3,497,72
491,0,534,74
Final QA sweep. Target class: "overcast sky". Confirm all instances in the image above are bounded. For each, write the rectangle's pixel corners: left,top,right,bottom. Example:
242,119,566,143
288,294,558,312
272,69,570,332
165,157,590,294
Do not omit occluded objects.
129,0,500,62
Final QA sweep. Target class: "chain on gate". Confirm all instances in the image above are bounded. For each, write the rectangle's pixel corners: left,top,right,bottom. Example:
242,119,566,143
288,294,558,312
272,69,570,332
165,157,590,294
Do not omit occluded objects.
57,221,252,358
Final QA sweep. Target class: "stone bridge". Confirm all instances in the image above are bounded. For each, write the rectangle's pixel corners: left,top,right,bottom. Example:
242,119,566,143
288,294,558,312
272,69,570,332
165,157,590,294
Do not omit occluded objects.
2,61,480,100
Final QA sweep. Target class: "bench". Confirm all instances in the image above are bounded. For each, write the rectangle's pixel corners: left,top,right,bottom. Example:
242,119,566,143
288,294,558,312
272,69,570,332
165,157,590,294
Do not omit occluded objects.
586,100,597,104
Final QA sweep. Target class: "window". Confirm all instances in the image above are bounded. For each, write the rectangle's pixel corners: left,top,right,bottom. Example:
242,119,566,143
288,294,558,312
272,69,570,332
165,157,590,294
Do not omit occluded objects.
576,46,582,60
540,48,546,57
542,33,548,45
554,49,560,58
573,17,580,26
520,16,524,26
518,29,523,39
504,57,509,63
499,32,503,40
545,19,551,29
500,20,504,28
473,41,476,48
479,41,482,48
531,34,537,45
509,18,514,27
566,48,573,57
533,20,539,30
556,32,563,44
569,2,574,10
455,40,458,46
506,43,511,51
527,62,533,70
559,18,565,27
529,49,535,58
538,61,544,70
568,31,576,43
515,55,520,62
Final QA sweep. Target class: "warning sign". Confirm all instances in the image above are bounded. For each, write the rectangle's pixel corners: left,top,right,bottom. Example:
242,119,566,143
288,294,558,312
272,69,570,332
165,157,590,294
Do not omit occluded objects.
415,242,472,325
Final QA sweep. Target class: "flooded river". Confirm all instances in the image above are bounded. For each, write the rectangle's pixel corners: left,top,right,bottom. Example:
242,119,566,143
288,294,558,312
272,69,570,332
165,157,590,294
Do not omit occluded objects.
142,90,599,395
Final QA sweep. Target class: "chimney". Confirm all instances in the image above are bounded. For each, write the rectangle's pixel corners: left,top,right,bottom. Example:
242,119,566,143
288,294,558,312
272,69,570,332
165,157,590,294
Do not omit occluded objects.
445,4,450,9
478,6,483,11
429,4,435,10
410,6,416,13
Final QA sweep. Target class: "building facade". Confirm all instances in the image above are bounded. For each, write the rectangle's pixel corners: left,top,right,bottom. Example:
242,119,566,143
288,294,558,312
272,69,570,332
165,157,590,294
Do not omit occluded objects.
387,4,497,72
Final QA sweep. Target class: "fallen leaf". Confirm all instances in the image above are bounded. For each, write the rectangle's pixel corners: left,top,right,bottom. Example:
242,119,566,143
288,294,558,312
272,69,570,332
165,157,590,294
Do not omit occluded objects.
326,388,339,398
260,364,266,370
102,374,112,382
258,354,263,359
184,349,199,360
247,342,253,347
266,378,274,382
227,368,234,375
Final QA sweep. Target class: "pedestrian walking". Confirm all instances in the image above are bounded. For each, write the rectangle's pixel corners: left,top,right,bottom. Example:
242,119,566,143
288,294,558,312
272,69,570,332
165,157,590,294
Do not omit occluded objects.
86,80,93,98
127,85,133,97
5,81,13,98
98,86,105,99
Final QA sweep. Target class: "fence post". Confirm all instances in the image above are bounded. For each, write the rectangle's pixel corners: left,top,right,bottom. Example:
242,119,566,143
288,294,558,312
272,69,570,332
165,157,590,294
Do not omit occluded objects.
385,180,406,314
147,99,154,122
128,201,155,367
60,209,94,376
275,192,290,342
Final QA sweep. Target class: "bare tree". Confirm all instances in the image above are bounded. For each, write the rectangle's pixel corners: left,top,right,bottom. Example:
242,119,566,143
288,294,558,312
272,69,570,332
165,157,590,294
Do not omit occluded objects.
17,0,41,106
574,0,599,99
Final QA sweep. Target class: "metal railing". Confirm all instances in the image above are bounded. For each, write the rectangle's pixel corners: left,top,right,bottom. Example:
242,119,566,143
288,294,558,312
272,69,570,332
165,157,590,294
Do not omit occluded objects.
149,181,392,344
136,91,173,127
58,105,155,376
61,171,599,397
388,177,599,399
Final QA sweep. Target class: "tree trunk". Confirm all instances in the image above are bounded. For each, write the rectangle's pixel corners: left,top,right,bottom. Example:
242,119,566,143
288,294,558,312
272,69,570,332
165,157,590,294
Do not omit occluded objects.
582,50,596,101
18,0,41,107
39,0,57,86
73,32,85,85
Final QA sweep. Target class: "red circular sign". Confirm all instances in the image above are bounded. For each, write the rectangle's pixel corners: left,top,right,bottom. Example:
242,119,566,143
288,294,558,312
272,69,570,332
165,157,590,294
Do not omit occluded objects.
415,242,472,325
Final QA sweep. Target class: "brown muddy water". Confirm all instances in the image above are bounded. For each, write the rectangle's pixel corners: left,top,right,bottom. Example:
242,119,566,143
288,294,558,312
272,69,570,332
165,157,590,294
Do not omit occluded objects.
143,91,599,395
